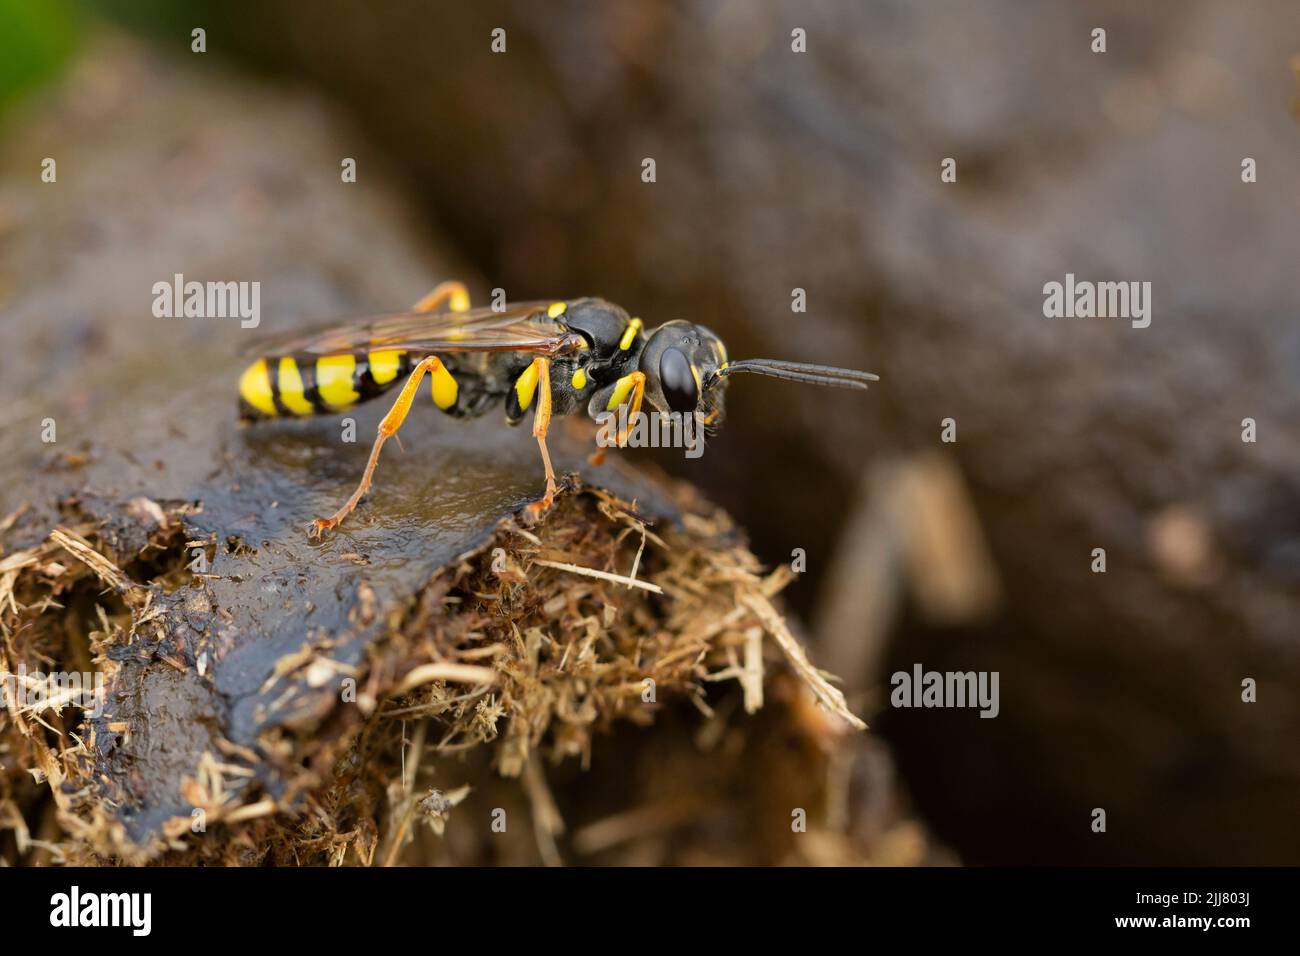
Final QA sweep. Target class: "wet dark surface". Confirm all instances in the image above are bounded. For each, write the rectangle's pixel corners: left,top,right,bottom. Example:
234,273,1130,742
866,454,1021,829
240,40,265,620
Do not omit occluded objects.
83,393,674,841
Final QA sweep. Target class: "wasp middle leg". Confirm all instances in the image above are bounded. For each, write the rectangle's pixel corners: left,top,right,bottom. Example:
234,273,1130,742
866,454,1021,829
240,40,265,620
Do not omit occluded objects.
524,357,559,518
308,355,449,539
308,283,473,538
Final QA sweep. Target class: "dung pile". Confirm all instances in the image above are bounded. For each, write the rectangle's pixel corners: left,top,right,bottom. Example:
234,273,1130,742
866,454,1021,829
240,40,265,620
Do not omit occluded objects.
0,481,931,866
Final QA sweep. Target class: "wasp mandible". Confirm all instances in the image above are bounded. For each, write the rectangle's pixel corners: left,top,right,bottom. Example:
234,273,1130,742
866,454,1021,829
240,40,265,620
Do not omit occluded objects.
237,281,878,538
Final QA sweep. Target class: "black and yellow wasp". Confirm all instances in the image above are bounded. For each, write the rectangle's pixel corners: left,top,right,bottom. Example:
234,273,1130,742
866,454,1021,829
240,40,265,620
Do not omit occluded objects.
237,281,878,538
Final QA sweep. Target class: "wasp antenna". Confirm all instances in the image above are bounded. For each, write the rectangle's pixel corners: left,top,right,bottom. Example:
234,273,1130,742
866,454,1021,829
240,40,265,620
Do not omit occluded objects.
715,358,879,389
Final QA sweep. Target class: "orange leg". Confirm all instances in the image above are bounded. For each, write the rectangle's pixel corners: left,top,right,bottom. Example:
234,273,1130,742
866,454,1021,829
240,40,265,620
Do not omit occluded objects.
391,282,469,452
589,371,646,464
412,280,470,314
615,371,646,448
309,356,447,539
524,358,558,518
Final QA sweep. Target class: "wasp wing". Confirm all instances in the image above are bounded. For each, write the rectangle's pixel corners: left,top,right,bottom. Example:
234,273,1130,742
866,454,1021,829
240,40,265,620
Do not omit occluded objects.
243,303,576,358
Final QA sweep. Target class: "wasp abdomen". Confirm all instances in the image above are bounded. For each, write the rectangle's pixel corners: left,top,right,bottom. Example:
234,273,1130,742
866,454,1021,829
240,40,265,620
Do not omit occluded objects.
238,348,420,420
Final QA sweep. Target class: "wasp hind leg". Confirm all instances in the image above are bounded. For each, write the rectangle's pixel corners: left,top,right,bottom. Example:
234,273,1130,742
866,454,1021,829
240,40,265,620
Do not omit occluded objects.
308,355,447,539
385,282,470,453
412,280,470,314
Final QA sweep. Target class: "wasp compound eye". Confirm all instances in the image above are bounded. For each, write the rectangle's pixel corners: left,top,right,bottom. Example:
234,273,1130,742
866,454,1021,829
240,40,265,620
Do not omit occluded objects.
659,347,698,414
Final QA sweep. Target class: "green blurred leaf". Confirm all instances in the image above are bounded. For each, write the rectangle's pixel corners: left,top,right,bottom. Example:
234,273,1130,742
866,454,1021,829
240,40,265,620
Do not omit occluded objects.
0,0,81,115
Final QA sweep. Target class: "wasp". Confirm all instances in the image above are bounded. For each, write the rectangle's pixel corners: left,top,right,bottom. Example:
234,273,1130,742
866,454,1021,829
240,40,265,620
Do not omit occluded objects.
237,281,878,538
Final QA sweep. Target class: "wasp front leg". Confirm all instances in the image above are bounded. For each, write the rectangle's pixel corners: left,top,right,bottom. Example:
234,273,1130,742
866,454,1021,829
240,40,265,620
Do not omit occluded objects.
611,371,646,448
587,370,646,465
308,355,448,539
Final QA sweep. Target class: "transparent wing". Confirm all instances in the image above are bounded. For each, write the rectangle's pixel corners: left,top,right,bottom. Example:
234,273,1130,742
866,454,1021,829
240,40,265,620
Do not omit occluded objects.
243,302,576,357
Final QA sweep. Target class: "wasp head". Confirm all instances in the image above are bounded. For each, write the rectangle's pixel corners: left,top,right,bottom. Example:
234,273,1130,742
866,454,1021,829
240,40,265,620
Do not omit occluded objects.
640,320,730,433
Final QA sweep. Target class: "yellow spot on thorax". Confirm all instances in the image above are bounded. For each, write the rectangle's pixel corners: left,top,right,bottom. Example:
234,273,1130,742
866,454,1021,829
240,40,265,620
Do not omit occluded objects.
619,317,642,351
514,361,541,411
571,367,588,390
316,354,360,408
276,357,315,415
547,301,567,318
239,359,277,416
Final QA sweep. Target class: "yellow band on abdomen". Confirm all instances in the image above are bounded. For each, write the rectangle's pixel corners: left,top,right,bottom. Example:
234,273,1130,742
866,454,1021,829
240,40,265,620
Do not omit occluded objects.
368,349,405,386
316,355,360,408
276,357,315,415
239,359,277,416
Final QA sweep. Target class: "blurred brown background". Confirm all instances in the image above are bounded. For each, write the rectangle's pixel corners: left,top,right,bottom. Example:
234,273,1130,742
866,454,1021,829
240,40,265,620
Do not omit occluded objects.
4,0,1298,864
